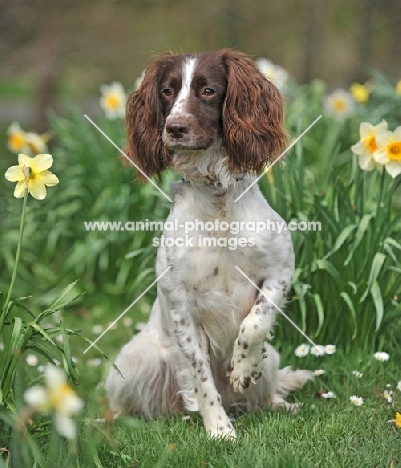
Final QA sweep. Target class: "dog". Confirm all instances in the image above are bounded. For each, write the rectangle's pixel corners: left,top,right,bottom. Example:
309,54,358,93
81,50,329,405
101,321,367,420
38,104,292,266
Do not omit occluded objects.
105,49,313,439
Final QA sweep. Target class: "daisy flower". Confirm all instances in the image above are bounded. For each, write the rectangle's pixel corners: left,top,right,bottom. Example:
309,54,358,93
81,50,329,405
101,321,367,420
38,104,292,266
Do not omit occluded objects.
351,120,388,171
26,354,38,366
100,81,126,119
92,324,104,334
395,412,401,428
384,390,393,403
7,122,29,154
324,344,336,355
350,395,364,406
314,369,325,376
87,358,102,367
256,58,288,91
135,321,146,332
397,381,401,391
324,89,355,119
352,370,363,378
4,154,59,200
294,344,310,357
322,391,336,399
349,83,370,103
310,345,325,357
122,316,133,327
373,352,390,362
373,126,401,178
24,365,83,439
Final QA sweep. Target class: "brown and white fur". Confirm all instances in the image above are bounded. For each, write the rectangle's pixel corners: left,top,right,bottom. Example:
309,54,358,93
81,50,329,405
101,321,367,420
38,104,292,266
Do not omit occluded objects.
105,50,313,439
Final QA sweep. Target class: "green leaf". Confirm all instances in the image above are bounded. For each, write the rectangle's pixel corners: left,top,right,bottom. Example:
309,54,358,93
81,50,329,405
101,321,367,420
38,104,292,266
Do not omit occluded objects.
323,224,356,260
48,280,79,310
311,293,324,337
344,214,373,266
340,292,357,339
371,281,384,331
315,259,342,284
360,252,386,303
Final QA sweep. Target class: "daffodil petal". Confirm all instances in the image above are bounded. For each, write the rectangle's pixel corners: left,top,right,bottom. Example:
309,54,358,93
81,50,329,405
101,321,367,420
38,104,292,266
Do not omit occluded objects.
14,181,26,198
351,141,365,155
18,154,34,168
28,179,47,200
63,393,84,414
385,162,401,178
24,386,50,410
55,414,77,439
4,165,25,182
31,154,53,172
38,170,59,186
358,153,375,171
376,131,393,147
373,148,390,164
44,365,66,390
359,122,374,139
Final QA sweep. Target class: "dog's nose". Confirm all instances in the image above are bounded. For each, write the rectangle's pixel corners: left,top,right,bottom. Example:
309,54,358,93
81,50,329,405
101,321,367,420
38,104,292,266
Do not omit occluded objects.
166,121,190,139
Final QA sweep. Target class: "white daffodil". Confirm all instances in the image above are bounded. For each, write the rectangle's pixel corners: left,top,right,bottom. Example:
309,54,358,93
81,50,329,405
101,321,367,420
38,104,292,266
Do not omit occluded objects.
324,89,355,119
24,365,83,440
314,369,325,376
351,120,388,171
100,81,126,119
322,391,336,399
310,345,325,357
294,344,310,357
373,126,401,178
349,395,364,406
373,352,390,362
256,58,288,91
4,154,59,200
324,344,336,355
7,122,29,154
25,132,48,155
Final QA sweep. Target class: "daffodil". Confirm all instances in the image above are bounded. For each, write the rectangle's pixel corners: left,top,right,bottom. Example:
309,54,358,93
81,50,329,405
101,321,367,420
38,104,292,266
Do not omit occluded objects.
395,412,401,428
373,351,390,362
324,89,355,119
310,345,325,357
100,81,126,119
374,126,401,178
7,122,28,154
350,83,370,103
294,344,310,357
256,58,288,91
4,154,59,200
351,120,388,171
24,365,83,439
25,132,48,155
350,395,364,406
396,80,401,96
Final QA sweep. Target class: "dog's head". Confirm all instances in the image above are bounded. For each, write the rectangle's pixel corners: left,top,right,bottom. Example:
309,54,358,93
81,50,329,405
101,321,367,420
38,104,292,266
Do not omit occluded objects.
125,49,287,180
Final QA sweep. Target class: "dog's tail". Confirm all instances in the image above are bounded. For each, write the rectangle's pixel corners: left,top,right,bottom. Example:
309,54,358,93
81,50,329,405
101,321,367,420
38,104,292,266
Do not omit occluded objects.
276,366,314,398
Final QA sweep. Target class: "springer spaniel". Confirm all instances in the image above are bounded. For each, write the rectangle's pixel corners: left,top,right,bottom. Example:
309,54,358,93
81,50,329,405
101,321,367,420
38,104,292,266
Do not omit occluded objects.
105,49,313,439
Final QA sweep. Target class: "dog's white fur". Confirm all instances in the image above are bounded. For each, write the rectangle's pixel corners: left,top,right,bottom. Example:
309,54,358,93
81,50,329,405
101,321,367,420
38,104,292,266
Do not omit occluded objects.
105,54,313,439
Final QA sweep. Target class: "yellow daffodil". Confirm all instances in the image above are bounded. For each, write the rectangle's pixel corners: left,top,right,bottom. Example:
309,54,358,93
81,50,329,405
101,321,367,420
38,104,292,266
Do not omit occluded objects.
324,89,355,119
350,83,370,103
395,412,401,428
4,154,59,200
25,132,48,155
374,126,401,178
7,122,29,154
351,120,388,171
396,80,401,96
24,365,83,439
100,81,126,119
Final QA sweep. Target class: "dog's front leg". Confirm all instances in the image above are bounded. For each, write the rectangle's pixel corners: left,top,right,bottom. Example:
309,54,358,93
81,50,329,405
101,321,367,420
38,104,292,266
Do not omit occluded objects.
228,270,292,393
170,306,236,439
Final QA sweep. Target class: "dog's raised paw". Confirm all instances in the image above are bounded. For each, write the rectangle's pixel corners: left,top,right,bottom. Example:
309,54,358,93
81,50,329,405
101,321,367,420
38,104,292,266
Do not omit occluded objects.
227,358,263,393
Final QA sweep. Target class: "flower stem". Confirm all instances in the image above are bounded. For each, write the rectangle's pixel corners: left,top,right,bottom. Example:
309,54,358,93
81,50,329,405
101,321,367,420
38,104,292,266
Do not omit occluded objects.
1,189,28,323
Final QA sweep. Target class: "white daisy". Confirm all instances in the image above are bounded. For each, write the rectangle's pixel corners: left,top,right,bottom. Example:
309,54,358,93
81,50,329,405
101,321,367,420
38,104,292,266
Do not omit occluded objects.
314,369,325,376
294,344,310,357
373,352,390,362
310,345,325,357
122,316,133,327
87,358,102,367
352,370,363,378
99,81,126,119
26,354,38,366
255,58,289,91
92,324,104,334
324,344,336,355
322,391,336,399
350,395,364,406
384,390,393,403
324,89,355,119
135,322,146,332
397,381,401,391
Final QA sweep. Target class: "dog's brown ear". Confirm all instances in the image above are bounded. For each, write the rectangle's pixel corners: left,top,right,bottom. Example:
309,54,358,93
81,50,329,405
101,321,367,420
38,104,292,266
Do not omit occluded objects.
125,58,170,181
221,50,287,173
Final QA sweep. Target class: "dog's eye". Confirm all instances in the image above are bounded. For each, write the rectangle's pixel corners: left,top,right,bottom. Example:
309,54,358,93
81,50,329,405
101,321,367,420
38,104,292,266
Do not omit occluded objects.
162,88,173,97
202,88,215,97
